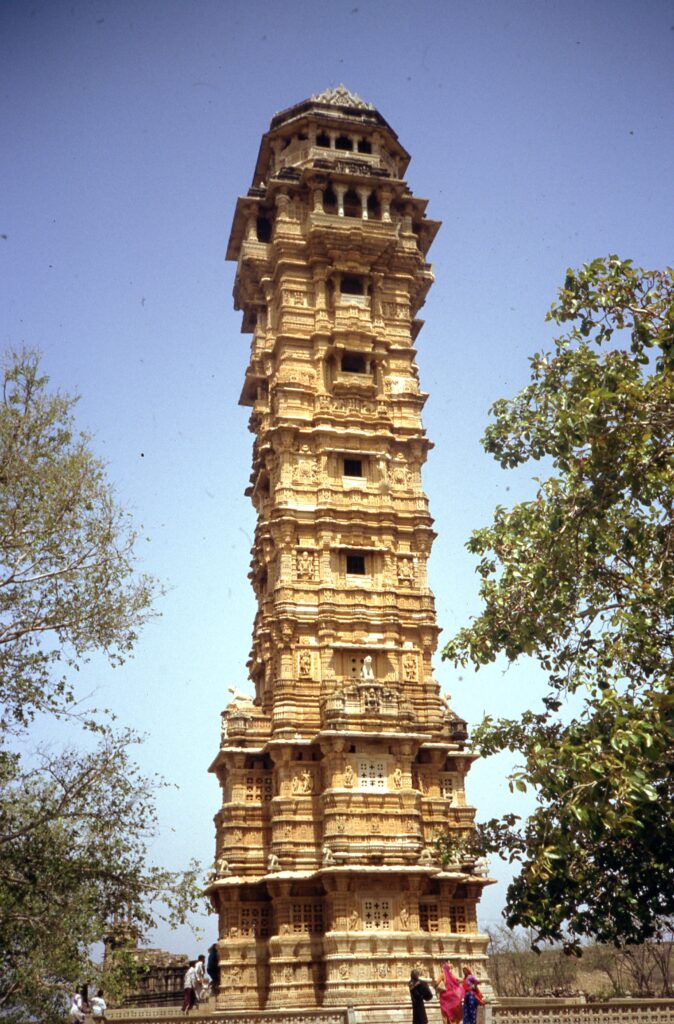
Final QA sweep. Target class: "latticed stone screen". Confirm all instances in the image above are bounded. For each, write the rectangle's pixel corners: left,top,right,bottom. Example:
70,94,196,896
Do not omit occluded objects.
358,760,386,789
292,901,324,934
363,899,391,929
240,903,271,937
449,903,477,933
245,773,273,802
419,900,439,932
440,773,455,800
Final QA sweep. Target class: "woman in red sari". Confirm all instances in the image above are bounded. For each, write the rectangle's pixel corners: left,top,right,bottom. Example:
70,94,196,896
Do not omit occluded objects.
434,960,463,1024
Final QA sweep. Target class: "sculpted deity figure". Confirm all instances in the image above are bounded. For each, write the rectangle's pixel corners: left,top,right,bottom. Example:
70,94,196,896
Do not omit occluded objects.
393,766,403,790
400,905,409,928
343,764,355,788
267,852,281,872
322,846,336,866
298,650,312,678
296,549,314,579
361,655,375,680
348,909,359,930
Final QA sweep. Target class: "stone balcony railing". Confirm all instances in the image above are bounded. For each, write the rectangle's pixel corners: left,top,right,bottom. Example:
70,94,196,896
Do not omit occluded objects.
320,680,415,732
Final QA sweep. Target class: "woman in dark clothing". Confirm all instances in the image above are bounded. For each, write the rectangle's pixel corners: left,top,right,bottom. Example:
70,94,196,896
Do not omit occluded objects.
409,969,434,1024
207,944,220,994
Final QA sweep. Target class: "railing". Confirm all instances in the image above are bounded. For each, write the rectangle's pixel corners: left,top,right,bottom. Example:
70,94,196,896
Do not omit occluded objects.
107,1011,350,1024
485,1000,674,1024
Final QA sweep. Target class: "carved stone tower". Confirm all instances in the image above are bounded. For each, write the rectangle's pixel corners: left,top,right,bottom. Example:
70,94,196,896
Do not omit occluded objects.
208,86,491,1014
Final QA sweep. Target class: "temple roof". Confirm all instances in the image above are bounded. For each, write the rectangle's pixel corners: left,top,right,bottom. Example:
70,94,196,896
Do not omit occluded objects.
308,84,375,110
269,86,392,133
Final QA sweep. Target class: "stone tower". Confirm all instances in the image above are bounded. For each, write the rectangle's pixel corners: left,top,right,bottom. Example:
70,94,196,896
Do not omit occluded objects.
208,86,491,1013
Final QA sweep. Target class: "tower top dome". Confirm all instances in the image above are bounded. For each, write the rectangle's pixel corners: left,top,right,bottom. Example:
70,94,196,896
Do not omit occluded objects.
308,84,375,110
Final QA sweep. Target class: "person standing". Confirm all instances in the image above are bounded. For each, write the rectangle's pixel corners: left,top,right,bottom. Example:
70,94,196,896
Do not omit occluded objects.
194,955,209,1001
461,967,483,1024
69,993,86,1024
90,991,107,1023
409,970,433,1024
435,960,463,1024
182,960,198,1013
207,944,220,995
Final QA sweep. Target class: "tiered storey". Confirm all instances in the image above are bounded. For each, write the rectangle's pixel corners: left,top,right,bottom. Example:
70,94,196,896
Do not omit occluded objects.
208,86,491,1011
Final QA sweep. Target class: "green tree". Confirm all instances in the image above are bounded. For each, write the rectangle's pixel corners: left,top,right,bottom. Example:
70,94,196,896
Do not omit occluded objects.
0,350,155,731
0,351,202,1023
443,258,674,952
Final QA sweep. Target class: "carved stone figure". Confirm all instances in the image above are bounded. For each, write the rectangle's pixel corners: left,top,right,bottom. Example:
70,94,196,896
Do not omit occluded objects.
361,655,375,680
298,650,312,678
216,853,232,876
322,846,336,866
474,856,490,877
343,764,355,788
403,653,418,681
393,767,403,790
228,685,253,705
296,549,314,579
400,906,409,928
418,847,434,865
267,852,281,872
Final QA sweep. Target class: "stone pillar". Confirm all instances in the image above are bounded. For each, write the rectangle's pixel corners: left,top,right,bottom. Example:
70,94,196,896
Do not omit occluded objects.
334,185,346,217
356,186,370,220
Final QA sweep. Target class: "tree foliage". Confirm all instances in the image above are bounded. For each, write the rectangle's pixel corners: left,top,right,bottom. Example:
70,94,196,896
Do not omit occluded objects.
0,351,155,731
443,258,674,951
0,351,203,1023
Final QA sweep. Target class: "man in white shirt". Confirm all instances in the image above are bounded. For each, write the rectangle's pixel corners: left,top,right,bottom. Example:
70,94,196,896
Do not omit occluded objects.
182,961,198,1013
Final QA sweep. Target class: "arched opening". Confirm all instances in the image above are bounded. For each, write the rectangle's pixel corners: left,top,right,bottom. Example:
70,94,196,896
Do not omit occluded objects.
256,216,272,243
367,193,380,220
341,352,367,374
335,135,353,151
357,138,372,154
323,186,337,215
341,275,364,296
316,131,330,148
343,189,360,218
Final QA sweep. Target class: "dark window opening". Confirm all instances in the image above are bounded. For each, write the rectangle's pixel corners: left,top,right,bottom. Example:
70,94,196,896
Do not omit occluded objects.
341,275,364,295
343,189,360,218
316,132,330,148
357,139,372,154
256,216,272,243
341,352,366,374
323,187,337,214
346,554,366,575
344,458,363,477
367,193,380,219
297,132,308,141
335,135,353,151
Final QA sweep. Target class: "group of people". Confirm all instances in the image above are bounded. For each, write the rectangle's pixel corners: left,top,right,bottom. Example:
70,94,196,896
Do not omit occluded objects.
410,963,483,1024
70,990,106,1023
182,945,220,1013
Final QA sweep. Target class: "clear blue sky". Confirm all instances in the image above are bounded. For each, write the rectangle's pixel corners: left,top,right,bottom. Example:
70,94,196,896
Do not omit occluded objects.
2,0,672,954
